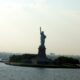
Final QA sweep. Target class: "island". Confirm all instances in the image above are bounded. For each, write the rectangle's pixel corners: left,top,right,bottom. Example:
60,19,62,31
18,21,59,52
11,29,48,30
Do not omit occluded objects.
5,27,80,68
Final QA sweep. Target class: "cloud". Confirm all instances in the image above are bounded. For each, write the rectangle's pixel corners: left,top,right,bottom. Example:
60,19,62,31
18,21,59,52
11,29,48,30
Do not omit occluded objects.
0,0,49,14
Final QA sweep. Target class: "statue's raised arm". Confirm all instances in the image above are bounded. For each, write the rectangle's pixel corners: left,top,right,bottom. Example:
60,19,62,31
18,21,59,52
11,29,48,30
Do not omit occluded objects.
40,27,41,34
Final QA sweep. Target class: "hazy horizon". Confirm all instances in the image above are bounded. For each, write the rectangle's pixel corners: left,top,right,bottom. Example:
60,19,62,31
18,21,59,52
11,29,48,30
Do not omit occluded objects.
0,0,80,55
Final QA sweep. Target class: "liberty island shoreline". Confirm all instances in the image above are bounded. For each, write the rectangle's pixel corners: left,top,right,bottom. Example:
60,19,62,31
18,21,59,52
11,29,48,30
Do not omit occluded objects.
5,62,80,69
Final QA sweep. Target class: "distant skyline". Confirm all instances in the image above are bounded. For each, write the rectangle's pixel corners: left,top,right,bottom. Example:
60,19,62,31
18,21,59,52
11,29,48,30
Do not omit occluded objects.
0,0,80,55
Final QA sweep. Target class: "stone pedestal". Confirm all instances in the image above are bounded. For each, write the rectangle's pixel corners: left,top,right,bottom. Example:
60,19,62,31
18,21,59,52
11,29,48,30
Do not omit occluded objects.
37,45,47,63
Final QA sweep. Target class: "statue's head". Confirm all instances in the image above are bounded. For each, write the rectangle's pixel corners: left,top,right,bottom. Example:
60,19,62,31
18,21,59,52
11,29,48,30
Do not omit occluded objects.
42,31,44,34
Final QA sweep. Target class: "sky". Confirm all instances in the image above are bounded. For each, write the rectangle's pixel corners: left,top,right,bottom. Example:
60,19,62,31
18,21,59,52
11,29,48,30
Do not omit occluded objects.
0,0,80,55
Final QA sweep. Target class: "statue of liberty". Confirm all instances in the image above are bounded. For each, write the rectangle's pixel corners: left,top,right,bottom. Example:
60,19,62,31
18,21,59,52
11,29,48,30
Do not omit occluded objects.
40,27,46,47
37,27,47,63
